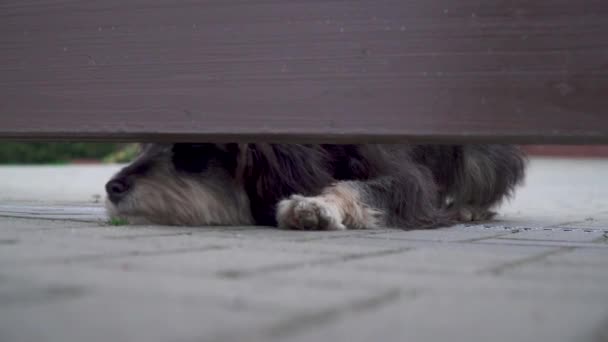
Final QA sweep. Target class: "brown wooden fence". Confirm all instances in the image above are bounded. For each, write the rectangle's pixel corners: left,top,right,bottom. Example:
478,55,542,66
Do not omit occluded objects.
1,0,607,143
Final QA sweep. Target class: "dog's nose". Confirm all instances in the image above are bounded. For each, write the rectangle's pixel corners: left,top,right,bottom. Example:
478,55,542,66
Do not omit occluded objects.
105,179,130,202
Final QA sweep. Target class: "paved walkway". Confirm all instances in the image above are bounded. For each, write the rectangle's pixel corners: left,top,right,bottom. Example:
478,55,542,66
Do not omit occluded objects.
0,158,607,342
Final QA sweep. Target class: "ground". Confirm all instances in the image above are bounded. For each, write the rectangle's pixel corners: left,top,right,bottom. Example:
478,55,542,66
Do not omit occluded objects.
0,158,607,342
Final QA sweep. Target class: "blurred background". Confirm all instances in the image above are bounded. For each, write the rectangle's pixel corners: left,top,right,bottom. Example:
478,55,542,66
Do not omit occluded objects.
1,143,608,165
0,143,139,203
0,143,139,165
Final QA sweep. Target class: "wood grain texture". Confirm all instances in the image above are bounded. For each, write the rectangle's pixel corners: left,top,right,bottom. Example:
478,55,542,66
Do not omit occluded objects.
0,0,607,143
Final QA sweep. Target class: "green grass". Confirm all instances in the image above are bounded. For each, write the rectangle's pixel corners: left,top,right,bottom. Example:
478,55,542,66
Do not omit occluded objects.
108,217,129,226
102,143,140,163
0,142,126,164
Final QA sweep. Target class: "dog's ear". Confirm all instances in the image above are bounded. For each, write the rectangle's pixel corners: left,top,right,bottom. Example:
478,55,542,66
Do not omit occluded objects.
236,144,335,225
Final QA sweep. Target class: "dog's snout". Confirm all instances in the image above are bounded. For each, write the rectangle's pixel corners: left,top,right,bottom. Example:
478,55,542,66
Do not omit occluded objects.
106,178,131,202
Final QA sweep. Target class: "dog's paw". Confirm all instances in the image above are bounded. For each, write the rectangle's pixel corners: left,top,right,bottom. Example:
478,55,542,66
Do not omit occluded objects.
457,206,495,222
276,195,346,230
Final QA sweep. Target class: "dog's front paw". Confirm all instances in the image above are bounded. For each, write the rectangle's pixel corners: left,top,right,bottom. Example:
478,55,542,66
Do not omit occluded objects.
457,206,495,222
276,195,346,230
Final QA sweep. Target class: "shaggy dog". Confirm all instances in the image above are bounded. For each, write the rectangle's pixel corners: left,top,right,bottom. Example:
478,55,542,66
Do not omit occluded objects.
105,144,526,230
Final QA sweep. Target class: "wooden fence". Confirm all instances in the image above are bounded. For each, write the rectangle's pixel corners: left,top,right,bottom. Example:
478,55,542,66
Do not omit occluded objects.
1,0,607,143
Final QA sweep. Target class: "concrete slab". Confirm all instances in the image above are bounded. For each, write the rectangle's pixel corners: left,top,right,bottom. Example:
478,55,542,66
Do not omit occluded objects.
0,164,121,204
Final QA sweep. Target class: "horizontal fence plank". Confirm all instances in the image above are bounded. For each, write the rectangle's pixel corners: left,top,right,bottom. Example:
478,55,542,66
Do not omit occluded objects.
0,0,607,143
523,145,608,158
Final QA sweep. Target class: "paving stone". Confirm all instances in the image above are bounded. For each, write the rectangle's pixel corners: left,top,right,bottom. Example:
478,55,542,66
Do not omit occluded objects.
1,158,608,342
0,263,387,318
0,262,408,342
554,214,608,230
321,243,557,275
264,264,608,299
473,238,608,249
361,224,520,242
498,249,608,282
0,286,281,342
494,228,607,243
85,244,410,280
489,216,596,228
0,228,231,265
199,226,395,242
0,216,99,230
277,288,608,342
544,248,608,266
0,204,107,222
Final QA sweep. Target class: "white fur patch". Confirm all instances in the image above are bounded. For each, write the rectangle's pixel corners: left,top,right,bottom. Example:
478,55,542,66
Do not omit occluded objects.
277,195,346,230
276,183,383,230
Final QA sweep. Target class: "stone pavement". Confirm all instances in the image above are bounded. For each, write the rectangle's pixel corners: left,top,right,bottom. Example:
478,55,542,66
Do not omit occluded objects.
0,158,607,342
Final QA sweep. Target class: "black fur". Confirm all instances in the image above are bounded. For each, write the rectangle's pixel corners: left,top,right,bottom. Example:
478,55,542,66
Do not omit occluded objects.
108,143,527,229
233,144,526,228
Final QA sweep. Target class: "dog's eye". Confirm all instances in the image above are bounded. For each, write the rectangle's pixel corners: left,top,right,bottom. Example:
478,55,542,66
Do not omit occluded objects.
171,143,214,173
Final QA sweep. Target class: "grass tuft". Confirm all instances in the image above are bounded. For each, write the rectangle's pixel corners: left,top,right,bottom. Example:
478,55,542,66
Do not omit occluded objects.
108,217,129,226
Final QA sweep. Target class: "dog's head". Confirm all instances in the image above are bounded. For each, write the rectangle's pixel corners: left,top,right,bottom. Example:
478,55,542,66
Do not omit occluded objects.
104,143,334,226
104,143,253,226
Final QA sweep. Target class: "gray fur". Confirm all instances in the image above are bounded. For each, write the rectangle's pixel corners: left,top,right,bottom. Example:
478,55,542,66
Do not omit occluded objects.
105,143,526,229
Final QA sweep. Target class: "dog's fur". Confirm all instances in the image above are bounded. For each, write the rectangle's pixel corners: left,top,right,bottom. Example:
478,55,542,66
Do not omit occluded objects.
105,144,526,230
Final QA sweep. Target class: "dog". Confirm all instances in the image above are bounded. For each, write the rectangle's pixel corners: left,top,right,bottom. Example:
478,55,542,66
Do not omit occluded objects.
105,143,526,230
